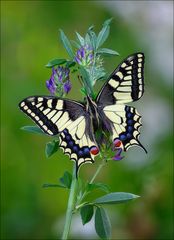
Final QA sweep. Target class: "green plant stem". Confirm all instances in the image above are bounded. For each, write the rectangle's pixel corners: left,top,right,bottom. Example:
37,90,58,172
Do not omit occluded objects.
61,163,78,240
77,159,106,205
89,161,105,184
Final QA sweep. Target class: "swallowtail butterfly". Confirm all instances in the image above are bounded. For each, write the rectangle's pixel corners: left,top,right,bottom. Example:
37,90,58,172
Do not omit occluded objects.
19,53,146,173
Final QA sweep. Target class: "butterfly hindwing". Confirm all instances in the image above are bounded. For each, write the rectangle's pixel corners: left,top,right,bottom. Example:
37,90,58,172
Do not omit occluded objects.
19,96,98,169
59,116,98,169
96,53,145,105
102,104,146,152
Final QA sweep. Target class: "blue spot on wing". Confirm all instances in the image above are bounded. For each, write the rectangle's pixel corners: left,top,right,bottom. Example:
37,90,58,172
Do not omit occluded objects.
127,133,132,139
120,134,127,141
127,126,133,132
127,119,134,125
60,128,92,161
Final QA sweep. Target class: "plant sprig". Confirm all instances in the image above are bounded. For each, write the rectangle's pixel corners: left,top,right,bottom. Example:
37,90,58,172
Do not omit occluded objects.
21,19,141,240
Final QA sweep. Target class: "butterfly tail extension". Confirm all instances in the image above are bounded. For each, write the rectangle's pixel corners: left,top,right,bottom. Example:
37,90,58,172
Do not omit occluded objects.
136,140,148,154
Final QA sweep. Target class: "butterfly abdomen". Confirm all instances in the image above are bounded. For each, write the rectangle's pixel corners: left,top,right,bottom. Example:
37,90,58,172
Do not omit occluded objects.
86,96,100,131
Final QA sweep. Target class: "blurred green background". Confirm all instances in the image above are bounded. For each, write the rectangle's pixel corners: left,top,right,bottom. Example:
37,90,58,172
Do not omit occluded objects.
1,1,173,239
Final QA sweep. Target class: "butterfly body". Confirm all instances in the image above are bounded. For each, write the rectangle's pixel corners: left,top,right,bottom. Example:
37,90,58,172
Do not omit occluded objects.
19,53,146,173
85,96,100,131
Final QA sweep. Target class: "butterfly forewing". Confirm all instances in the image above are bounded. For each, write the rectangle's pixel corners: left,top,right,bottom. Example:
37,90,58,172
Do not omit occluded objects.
19,96,64,135
96,53,145,105
19,96,99,170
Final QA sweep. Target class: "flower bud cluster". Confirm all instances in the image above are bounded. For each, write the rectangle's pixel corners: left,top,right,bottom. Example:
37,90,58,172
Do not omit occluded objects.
46,66,71,96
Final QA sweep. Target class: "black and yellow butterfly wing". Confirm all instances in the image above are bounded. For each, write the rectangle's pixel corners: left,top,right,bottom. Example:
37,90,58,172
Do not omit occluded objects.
97,52,144,105
97,53,146,152
19,96,98,169
101,104,146,152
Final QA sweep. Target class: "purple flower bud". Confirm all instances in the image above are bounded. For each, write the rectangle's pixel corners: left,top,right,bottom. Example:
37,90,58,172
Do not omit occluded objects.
88,53,93,60
58,73,63,82
63,81,71,93
57,66,62,71
85,44,92,50
77,49,81,58
80,48,85,58
113,148,124,161
65,68,70,78
46,78,56,94
75,56,81,64
74,45,94,66
46,66,71,95
52,67,57,75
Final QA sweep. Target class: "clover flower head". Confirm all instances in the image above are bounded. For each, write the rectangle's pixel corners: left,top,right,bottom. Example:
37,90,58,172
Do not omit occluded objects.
46,66,71,96
74,44,94,67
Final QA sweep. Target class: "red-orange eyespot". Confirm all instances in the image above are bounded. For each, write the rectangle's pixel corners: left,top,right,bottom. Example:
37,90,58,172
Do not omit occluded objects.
90,146,99,155
114,139,122,148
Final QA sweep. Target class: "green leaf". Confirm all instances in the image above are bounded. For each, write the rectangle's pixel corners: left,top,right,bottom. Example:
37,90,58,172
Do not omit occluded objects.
65,60,76,68
88,30,97,50
87,25,94,32
71,68,78,73
59,29,74,59
71,40,81,48
95,207,111,239
77,177,85,203
45,58,67,68
42,183,66,188
96,19,112,49
45,140,59,158
76,32,85,46
80,204,94,225
103,18,113,27
87,183,110,194
59,171,72,189
93,91,98,100
80,87,88,96
94,192,140,205
79,66,93,95
21,126,46,135
97,73,109,82
85,33,91,46
97,48,119,56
